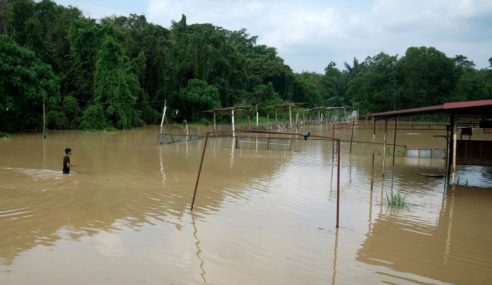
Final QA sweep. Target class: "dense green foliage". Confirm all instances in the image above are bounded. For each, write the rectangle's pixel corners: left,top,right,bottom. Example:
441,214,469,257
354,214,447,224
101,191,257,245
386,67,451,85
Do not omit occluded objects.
0,0,491,131
0,34,58,132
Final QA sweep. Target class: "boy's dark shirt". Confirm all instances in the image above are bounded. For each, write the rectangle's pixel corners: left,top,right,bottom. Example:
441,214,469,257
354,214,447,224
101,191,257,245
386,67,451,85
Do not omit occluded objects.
63,155,70,174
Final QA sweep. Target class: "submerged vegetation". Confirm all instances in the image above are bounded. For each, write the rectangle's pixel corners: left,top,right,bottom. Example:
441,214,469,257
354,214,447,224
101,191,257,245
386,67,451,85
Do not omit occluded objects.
1,0,492,132
385,192,408,209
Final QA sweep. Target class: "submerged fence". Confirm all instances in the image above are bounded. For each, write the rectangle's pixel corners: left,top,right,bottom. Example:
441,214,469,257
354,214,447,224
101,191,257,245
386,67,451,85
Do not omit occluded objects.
190,129,342,228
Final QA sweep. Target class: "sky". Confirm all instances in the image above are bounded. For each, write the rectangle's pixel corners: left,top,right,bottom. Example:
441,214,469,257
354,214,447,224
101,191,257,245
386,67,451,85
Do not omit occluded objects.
54,0,492,73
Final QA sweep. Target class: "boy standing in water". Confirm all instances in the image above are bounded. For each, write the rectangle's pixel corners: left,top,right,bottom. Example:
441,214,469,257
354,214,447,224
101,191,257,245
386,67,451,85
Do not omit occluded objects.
63,147,78,174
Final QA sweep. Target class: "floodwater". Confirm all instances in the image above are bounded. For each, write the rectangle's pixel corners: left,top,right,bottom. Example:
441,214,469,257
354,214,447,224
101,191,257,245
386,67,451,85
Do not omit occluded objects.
1,124,491,285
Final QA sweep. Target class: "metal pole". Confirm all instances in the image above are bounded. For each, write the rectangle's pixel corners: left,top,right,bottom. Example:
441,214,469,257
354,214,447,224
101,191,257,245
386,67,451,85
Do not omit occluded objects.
191,133,210,211
452,114,457,183
372,119,376,170
382,119,388,176
392,117,398,165
349,118,355,154
332,124,335,160
213,112,216,130
336,139,340,228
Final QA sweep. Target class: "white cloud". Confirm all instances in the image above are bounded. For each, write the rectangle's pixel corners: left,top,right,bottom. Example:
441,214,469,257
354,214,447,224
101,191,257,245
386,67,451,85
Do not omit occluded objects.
55,0,492,72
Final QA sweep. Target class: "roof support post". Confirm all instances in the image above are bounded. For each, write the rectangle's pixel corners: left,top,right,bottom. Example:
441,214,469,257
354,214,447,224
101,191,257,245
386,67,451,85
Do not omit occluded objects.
451,114,458,183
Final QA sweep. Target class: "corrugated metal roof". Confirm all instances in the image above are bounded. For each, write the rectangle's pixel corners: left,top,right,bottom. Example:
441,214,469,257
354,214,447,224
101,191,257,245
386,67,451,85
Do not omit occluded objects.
443,99,492,110
369,99,492,119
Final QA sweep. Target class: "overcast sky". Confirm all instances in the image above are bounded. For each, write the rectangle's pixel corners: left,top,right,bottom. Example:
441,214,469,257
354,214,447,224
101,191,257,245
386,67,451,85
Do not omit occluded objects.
54,0,492,73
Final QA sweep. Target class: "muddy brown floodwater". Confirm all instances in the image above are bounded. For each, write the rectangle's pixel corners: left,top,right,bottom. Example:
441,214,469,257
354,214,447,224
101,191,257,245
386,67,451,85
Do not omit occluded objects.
1,124,491,285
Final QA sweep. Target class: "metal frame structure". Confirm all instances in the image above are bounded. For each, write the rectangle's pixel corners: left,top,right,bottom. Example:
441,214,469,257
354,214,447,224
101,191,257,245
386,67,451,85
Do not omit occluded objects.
190,129,342,228
369,99,492,182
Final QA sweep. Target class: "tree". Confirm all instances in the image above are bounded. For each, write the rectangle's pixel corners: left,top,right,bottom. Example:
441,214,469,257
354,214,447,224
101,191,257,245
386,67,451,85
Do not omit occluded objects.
0,35,59,132
396,47,457,107
176,79,221,121
348,53,399,113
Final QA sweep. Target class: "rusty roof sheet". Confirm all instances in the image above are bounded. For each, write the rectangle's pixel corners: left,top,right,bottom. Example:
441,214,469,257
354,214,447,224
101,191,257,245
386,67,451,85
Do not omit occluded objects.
203,106,252,113
369,99,492,119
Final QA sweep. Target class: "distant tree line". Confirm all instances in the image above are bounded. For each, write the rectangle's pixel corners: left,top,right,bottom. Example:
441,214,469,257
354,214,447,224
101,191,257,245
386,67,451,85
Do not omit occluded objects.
0,0,491,131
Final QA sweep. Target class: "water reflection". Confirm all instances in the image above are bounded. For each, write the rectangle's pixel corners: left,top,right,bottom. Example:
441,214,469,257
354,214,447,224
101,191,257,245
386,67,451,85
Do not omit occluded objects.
357,185,492,284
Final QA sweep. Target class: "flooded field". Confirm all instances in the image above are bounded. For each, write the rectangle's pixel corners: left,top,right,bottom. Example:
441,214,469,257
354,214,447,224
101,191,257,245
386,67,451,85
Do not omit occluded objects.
1,125,491,285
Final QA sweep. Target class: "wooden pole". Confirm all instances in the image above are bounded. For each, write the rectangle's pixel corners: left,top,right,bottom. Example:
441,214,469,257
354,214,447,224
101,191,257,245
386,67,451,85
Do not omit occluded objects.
42,99,46,139
231,109,235,137
289,105,292,128
159,100,167,133
392,117,398,165
382,119,388,176
296,106,300,127
256,105,259,127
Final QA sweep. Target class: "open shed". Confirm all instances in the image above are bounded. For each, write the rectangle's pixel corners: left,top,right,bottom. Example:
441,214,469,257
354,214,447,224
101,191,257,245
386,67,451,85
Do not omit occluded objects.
204,106,252,135
369,99,492,182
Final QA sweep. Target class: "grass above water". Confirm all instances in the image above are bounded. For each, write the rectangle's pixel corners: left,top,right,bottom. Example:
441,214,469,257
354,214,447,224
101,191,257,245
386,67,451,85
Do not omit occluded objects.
385,192,408,208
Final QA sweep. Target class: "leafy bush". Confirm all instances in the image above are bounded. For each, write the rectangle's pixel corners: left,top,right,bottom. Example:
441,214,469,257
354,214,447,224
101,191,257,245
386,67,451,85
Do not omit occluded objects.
80,104,109,130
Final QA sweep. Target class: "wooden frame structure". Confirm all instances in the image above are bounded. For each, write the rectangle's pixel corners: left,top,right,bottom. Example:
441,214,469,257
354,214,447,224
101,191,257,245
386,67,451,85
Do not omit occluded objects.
204,106,252,135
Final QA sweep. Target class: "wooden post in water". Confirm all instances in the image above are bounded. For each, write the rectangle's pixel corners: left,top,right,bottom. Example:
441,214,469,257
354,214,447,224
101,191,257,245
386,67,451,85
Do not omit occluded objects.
296,106,300,128
289,105,293,128
255,105,259,127
382,119,388,176
160,100,167,134
231,109,235,137
42,99,46,139
392,117,398,166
